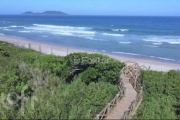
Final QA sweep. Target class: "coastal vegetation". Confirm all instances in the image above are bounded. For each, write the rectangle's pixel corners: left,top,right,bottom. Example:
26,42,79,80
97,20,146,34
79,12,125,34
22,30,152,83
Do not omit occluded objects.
0,41,180,119
0,41,124,119
134,70,180,119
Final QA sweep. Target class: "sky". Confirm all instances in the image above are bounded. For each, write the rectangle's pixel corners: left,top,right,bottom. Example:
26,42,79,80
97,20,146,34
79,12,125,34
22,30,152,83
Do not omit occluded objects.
0,0,180,16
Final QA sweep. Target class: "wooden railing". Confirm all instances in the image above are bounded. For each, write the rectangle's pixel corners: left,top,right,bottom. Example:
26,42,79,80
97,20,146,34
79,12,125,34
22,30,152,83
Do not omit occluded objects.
95,69,126,120
95,62,147,120
126,61,150,71
141,65,149,70
121,62,144,119
121,87,143,119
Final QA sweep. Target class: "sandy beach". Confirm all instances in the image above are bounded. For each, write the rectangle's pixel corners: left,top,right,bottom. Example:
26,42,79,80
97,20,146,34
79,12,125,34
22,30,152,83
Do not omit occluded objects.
0,35,180,72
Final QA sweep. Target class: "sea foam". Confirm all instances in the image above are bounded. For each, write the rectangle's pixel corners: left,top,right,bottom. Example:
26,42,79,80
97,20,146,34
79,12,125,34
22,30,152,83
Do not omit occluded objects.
23,24,96,38
143,45,158,48
103,33,124,37
143,37,180,44
112,51,176,62
33,24,87,30
168,42,180,44
119,42,131,44
10,25,18,28
149,56,176,61
83,37,108,42
3,29,13,31
153,43,162,45
112,51,141,56
18,31,32,33
112,29,129,32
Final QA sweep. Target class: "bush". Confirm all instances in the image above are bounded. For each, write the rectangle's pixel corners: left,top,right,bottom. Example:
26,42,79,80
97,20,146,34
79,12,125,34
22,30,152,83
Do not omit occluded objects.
134,70,180,119
0,42,123,119
65,53,125,84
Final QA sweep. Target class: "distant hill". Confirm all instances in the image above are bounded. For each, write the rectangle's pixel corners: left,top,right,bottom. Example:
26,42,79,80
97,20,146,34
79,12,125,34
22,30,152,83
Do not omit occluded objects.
22,11,68,16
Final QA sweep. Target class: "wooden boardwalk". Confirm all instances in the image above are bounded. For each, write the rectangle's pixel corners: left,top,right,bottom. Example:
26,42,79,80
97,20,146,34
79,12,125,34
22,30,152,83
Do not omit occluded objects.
95,62,146,120
105,74,137,119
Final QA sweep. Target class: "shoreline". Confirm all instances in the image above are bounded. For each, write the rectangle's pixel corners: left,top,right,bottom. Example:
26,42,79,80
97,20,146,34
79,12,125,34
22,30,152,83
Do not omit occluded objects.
0,35,180,72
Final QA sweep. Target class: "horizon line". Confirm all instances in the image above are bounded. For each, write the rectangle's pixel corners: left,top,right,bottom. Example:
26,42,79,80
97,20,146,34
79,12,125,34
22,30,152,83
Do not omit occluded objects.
0,14,180,17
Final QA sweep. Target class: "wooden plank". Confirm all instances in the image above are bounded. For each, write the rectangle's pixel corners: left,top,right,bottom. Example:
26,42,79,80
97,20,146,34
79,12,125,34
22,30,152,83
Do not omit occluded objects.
105,64,143,120
105,75,137,119
95,63,143,120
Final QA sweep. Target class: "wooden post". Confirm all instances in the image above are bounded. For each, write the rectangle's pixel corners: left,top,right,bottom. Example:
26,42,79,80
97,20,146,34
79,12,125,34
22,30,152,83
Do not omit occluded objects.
51,47,52,54
141,87,143,94
107,103,110,115
124,109,129,119
133,99,136,109
67,48,68,55
21,43,23,48
134,78,137,89
140,86,143,100
130,101,133,110
122,111,126,119
121,68,124,75
28,43,31,49
126,111,128,119
39,45,41,53
141,87,143,93
96,114,99,120
124,87,126,96
116,94,119,103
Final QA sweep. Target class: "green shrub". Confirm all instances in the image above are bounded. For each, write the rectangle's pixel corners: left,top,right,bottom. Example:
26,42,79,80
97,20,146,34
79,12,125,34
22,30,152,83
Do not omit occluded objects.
0,42,122,119
134,70,180,119
65,53,125,84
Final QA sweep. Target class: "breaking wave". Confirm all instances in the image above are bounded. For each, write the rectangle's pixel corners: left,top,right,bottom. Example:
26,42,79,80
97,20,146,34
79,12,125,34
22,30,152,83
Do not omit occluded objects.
112,51,176,61
92,28,129,32
143,37,180,45
112,29,129,32
20,24,96,37
103,33,124,37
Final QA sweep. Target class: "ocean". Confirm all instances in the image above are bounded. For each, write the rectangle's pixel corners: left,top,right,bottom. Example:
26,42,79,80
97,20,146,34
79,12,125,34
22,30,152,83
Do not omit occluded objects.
0,15,180,63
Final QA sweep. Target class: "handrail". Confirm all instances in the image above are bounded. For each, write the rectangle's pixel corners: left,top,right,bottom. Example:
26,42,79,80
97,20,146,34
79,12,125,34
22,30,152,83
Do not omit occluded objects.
140,65,148,70
121,87,143,119
95,62,146,120
95,69,126,120
121,63,144,120
126,61,150,71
